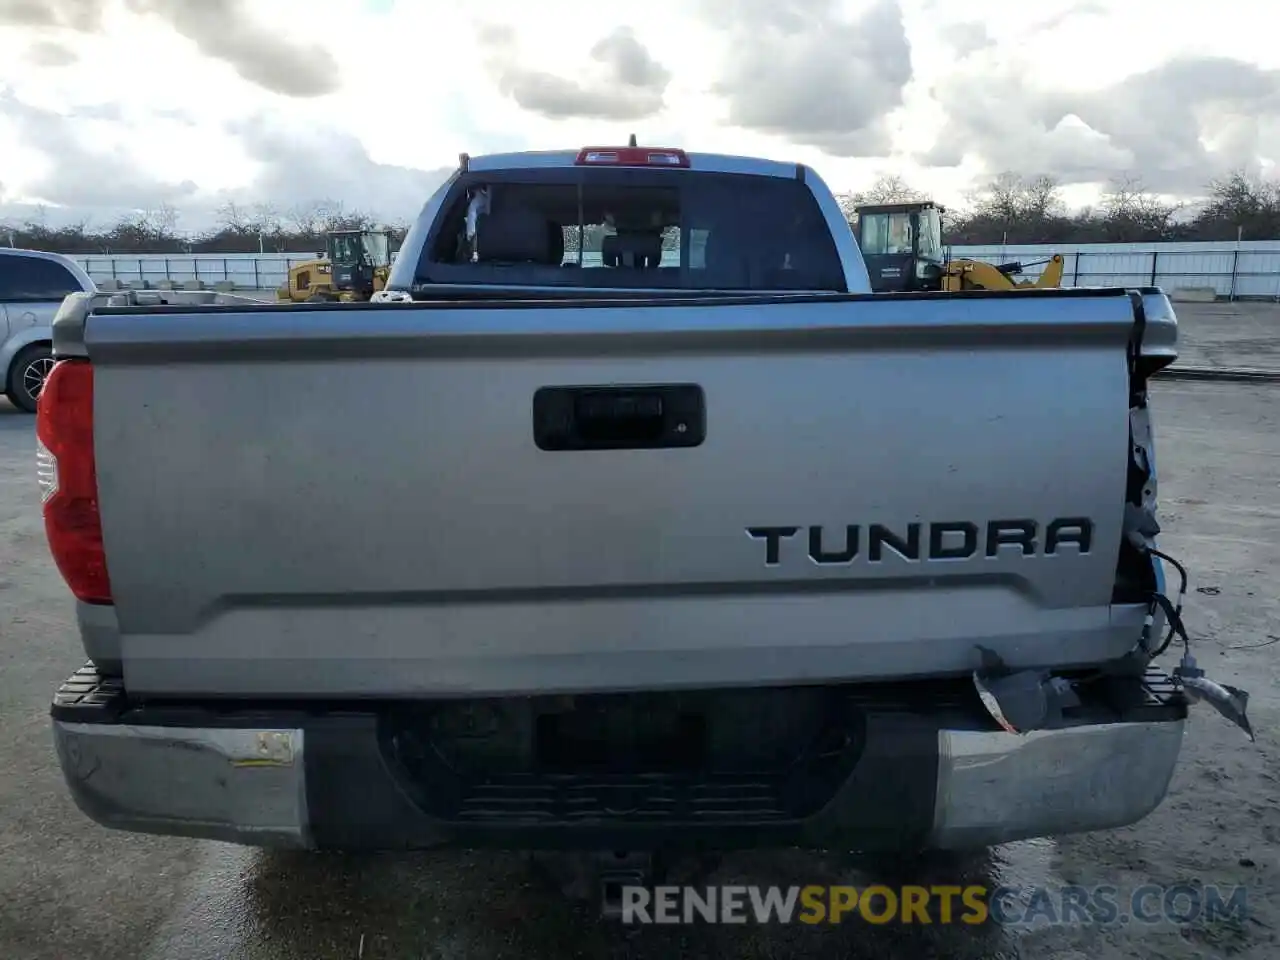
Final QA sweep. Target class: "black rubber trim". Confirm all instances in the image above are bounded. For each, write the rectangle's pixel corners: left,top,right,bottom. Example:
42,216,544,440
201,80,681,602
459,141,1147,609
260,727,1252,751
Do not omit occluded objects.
1154,366,1280,383
1126,289,1148,389
51,662,1189,729
52,662,125,718
303,707,942,852
91,285,1165,315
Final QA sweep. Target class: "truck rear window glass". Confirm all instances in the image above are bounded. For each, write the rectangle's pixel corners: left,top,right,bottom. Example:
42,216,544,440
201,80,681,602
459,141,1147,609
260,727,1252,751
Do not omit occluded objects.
421,171,845,291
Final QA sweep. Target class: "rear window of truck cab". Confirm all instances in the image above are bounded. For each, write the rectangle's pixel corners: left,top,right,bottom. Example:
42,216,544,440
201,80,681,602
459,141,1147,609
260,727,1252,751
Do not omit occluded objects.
418,169,846,292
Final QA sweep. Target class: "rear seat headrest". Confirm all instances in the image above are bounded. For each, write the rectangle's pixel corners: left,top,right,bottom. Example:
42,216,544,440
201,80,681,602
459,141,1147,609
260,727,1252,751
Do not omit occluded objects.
601,232,663,268
476,204,556,264
547,221,564,266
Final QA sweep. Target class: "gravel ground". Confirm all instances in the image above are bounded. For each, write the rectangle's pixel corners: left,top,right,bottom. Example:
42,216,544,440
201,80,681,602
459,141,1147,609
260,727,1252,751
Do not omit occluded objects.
0,303,1276,959
1172,300,1280,375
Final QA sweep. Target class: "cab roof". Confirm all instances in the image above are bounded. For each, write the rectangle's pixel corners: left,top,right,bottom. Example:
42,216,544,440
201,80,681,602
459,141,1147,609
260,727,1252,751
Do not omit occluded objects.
462,149,805,181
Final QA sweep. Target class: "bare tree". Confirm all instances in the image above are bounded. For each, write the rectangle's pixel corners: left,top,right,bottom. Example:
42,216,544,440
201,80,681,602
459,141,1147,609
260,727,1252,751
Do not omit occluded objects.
834,174,928,226
949,172,1073,244
1197,170,1280,240
314,200,346,232
854,173,926,204
1099,175,1180,241
285,202,324,237
969,172,1024,223
1020,174,1066,221
215,200,251,233
312,199,374,232
248,202,281,235
836,174,928,220
136,202,180,240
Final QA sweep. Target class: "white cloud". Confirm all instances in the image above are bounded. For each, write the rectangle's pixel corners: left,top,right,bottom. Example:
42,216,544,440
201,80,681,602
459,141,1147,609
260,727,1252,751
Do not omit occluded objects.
0,0,1277,230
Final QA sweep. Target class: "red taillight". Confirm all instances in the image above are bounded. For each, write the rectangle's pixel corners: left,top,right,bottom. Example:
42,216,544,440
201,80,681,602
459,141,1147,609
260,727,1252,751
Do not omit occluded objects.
36,360,111,604
575,146,690,168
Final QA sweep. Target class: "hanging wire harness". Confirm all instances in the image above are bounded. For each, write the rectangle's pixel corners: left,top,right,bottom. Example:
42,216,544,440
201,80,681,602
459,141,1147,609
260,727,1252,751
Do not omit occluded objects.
973,295,1254,742
1140,548,1254,741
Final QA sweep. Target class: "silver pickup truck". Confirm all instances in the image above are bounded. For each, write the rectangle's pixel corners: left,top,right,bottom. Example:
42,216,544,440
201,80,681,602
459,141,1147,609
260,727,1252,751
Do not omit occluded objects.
43,145,1239,885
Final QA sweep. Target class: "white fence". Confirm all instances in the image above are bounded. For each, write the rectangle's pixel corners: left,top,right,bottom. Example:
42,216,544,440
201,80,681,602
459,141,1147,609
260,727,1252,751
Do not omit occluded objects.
70,252,322,292
949,240,1280,299
64,241,1280,298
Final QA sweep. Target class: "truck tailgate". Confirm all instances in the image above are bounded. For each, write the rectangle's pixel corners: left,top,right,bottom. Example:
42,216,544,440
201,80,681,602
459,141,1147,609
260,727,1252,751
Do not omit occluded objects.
80,291,1173,697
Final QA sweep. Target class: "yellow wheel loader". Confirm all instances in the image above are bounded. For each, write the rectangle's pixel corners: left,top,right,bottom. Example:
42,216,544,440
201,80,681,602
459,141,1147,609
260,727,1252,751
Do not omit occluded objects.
852,200,1064,294
940,253,1065,292
277,228,395,303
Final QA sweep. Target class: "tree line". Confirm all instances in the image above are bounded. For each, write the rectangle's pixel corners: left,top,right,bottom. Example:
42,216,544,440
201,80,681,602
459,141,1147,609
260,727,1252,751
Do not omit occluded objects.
3,170,1280,255
0,201,412,256
838,170,1280,246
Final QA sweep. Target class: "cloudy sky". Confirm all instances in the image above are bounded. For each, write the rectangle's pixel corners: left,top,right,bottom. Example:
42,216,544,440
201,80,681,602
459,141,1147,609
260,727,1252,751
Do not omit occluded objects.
0,0,1277,231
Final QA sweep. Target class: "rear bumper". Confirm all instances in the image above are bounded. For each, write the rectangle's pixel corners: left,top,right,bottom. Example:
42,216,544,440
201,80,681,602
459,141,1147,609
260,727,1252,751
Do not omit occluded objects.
51,666,1186,853
53,723,309,847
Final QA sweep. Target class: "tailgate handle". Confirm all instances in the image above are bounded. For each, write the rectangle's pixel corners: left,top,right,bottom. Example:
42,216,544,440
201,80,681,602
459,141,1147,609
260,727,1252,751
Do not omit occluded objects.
576,391,663,425
533,384,705,451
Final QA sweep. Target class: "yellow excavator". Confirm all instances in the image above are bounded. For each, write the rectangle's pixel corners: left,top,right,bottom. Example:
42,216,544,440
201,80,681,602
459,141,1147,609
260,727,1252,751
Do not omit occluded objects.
852,201,1064,294
277,228,395,303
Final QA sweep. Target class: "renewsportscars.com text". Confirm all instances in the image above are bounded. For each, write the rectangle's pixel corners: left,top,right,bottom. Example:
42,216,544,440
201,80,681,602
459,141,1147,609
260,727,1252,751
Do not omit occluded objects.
618,883,1249,927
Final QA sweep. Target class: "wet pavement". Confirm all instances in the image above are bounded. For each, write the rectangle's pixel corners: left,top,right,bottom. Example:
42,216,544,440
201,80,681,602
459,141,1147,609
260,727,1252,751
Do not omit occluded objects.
1,302,1277,959
1169,300,1280,374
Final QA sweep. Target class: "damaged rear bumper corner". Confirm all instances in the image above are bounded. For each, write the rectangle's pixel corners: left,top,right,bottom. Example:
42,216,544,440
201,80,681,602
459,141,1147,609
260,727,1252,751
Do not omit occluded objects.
53,720,311,848
928,718,1186,849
